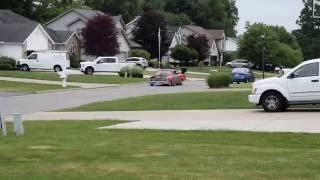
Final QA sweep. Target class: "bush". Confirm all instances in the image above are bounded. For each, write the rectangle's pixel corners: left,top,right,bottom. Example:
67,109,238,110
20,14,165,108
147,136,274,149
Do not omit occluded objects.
70,54,81,68
149,60,160,68
170,45,198,66
119,65,144,78
207,73,232,88
129,49,151,60
0,56,16,70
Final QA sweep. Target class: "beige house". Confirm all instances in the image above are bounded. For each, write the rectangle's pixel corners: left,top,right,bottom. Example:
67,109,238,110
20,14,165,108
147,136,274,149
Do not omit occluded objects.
45,9,131,61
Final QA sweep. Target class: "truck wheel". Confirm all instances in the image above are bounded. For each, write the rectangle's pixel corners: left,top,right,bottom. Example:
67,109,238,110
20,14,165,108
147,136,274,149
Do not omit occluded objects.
20,65,29,71
54,65,62,72
85,67,94,75
261,92,285,112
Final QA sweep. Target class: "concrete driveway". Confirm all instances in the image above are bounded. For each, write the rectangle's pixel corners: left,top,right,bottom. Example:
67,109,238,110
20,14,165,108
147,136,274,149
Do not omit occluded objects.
20,109,320,133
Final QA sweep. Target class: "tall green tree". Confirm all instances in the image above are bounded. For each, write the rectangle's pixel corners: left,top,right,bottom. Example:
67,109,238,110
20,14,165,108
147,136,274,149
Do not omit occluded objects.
84,0,142,22
239,23,303,68
293,0,320,60
133,9,169,59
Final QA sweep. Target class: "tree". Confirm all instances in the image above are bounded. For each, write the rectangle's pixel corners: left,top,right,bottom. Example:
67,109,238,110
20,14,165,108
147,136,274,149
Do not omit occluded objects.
238,23,303,68
161,12,191,26
129,49,151,60
187,34,210,61
84,0,142,23
294,0,320,60
133,9,169,59
82,14,119,56
170,45,198,66
164,0,239,37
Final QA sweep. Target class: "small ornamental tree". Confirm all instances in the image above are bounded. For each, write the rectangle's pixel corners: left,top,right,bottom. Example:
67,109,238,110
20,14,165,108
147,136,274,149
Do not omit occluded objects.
187,34,210,61
129,49,151,60
82,14,119,56
170,45,198,66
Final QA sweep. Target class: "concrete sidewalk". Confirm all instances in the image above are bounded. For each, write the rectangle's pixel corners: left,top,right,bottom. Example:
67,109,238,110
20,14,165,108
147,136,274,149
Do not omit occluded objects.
0,77,118,89
13,110,320,133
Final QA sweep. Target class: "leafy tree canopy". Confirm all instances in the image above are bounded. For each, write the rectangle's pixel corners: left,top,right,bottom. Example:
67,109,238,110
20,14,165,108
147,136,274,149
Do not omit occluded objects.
239,23,303,68
82,14,119,56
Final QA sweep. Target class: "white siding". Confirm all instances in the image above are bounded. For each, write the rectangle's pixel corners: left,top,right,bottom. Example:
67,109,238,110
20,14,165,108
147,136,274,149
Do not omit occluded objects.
118,33,130,59
0,44,23,60
25,26,50,51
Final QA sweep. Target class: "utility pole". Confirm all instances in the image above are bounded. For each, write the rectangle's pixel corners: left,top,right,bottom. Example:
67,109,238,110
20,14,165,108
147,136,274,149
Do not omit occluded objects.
261,34,265,79
158,27,161,69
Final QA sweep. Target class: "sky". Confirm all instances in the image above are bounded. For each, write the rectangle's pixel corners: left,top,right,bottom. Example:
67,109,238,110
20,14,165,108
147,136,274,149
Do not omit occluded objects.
236,0,305,35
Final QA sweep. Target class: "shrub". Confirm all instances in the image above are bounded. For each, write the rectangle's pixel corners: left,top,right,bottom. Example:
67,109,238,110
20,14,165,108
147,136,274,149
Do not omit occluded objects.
149,60,160,68
70,54,81,68
0,56,16,70
198,61,205,68
207,73,232,88
170,45,198,66
119,65,144,78
129,49,151,60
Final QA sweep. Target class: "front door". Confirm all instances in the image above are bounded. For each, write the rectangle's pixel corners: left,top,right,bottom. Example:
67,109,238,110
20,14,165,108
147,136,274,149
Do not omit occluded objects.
287,62,320,101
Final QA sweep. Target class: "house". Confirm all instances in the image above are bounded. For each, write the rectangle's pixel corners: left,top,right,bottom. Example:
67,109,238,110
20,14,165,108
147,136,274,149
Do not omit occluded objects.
181,25,226,66
45,9,131,61
0,10,81,61
0,10,54,60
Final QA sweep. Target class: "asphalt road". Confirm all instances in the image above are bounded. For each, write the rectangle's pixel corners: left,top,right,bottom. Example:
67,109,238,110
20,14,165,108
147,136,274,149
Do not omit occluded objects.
0,92,29,97
0,80,229,116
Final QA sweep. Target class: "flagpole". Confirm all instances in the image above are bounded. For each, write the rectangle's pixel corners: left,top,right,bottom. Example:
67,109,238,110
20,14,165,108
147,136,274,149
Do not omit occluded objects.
158,27,161,69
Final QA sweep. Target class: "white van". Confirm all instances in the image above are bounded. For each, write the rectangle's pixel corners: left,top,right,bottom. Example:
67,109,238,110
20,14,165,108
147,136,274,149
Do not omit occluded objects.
17,51,70,72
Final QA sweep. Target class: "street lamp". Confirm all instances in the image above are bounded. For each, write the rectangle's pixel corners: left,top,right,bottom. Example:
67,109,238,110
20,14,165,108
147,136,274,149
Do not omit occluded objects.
261,35,265,79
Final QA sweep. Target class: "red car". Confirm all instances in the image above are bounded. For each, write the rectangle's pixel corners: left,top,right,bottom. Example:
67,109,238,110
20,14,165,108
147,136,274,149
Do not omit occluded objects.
149,69,186,86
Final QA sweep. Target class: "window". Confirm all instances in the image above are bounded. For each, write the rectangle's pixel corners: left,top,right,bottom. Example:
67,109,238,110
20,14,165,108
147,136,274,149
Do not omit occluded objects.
28,54,37,60
293,62,319,78
98,58,116,64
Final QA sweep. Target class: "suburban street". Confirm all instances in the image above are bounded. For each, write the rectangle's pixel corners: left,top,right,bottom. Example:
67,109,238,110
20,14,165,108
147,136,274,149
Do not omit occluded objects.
0,80,235,116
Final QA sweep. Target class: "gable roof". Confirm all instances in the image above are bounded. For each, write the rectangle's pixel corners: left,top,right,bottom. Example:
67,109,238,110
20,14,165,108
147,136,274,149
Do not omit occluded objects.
183,25,225,48
46,9,125,28
0,10,38,43
45,28,78,44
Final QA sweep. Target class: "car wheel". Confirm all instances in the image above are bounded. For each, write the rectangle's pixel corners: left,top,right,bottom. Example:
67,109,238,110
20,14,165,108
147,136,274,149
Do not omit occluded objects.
227,65,232,68
85,67,94,75
150,84,154,86
261,92,285,112
21,64,29,71
54,65,62,72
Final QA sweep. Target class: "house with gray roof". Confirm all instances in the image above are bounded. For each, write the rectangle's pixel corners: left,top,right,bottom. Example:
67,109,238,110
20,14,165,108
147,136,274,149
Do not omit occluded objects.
0,10,54,60
181,25,226,66
0,10,80,61
45,9,131,61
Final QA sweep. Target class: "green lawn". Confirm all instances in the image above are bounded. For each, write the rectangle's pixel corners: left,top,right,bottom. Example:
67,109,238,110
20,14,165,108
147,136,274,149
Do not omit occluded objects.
2,120,320,179
0,80,75,93
0,71,146,84
63,91,253,111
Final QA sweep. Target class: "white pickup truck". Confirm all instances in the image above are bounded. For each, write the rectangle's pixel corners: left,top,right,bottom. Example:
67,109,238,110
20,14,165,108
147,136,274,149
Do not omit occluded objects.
80,57,135,75
249,59,320,112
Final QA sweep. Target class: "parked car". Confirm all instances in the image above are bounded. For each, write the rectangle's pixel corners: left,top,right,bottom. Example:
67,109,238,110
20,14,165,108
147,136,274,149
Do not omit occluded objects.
17,51,70,72
226,59,254,68
80,57,135,75
149,69,185,86
232,68,255,84
125,57,148,69
249,59,320,112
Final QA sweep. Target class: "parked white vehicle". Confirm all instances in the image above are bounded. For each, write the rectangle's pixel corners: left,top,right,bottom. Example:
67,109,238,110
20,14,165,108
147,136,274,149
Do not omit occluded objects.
249,59,320,112
125,57,148,69
80,57,135,75
17,51,70,72
226,59,254,68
